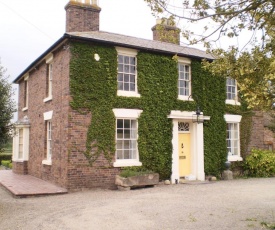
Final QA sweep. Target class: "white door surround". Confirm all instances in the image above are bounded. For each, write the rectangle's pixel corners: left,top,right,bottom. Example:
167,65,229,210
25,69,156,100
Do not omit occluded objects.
168,111,210,183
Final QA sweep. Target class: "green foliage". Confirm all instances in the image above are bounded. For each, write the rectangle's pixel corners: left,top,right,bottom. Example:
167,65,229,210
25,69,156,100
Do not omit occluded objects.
245,149,275,177
1,160,12,168
70,42,117,164
0,61,16,153
192,61,227,176
119,167,154,178
246,149,275,177
0,153,12,163
69,42,251,179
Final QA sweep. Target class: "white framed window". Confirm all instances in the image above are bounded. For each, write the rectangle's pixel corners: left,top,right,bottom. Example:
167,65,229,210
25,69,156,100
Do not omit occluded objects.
113,109,143,167
22,74,29,111
46,121,52,161
224,114,242,161
12,116,30,162
226,77,240,105
178,57,192,101
116,119,137,159
18,129,23,159
43,111,53,165
44,53,53,102
115,47,140,97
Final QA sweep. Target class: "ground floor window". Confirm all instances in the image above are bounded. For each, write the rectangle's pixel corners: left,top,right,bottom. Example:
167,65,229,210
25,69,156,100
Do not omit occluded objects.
224,115,242,161
46,121,52,162
226,123,239,156
12,116,30,162
42,111,53,165
116,119,137,160
113,109,143,167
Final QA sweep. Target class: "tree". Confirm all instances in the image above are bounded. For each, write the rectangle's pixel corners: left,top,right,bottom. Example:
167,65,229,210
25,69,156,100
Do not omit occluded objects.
144,0,275,110
0,60,16,152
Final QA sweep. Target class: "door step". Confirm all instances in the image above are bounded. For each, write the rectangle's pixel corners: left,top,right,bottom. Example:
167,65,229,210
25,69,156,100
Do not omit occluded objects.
179,179,211,185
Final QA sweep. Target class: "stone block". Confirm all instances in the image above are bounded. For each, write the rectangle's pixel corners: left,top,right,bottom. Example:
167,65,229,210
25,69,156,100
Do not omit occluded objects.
222,170,233,180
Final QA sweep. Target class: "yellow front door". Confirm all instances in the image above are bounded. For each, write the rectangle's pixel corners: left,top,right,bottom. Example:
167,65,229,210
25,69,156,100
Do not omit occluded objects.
178,133,191,177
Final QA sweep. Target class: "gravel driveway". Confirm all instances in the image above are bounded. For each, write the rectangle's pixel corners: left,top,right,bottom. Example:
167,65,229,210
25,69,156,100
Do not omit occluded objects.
0,178,275,230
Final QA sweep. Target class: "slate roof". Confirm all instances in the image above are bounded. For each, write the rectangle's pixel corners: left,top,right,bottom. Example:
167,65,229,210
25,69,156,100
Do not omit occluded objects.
14,30,214,83
66,31,214,60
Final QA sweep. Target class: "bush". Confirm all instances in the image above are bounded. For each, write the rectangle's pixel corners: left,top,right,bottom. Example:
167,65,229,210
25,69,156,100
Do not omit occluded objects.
119,167,154,178
0,153,12,163
245,149,275,177
1,160,12,168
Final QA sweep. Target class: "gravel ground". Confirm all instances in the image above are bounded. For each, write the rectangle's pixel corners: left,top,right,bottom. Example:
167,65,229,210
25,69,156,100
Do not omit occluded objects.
0,178,275,230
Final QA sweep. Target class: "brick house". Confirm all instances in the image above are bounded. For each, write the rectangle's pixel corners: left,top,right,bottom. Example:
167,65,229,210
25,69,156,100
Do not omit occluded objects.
12,0,247,190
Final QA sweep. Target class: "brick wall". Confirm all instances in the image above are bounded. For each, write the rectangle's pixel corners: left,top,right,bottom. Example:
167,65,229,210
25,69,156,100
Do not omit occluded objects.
65,2,101,32
247,111,265,152
13,161,28,175
67,109,120,190
16,44,71,188
264,128,275,150
152,24,180,45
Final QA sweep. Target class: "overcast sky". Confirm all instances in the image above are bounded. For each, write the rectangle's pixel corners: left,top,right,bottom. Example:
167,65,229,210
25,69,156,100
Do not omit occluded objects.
0,0,158,82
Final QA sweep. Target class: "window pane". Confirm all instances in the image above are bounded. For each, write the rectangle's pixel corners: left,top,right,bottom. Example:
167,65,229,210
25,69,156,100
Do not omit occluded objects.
124,74,129,82
124,119,130,129
130,83,135,91
116,150,123,159
118,55,123,63
130,66,135,73
124,150,130,159
124,56,130,64
118,64,123,72
116,140,123,149
118,82,123,90
117,119,123,129
118,73,123,81
125,65,130,73
130,57,135,65
130,75,135,83
124,83,129,91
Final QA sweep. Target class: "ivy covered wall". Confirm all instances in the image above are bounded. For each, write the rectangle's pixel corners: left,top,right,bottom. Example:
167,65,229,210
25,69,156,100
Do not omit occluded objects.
69,41,250,179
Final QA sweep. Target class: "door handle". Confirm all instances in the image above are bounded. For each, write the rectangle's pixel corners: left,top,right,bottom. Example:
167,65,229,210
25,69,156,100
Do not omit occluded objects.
181,143,184,148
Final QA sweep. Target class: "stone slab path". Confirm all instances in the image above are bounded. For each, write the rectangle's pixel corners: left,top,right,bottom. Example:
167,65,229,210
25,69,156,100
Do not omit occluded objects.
0,170,67,197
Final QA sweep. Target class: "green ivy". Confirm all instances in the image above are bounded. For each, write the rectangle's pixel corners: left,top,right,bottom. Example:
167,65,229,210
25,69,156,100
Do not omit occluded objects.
70,42,117,164
69,42,252,179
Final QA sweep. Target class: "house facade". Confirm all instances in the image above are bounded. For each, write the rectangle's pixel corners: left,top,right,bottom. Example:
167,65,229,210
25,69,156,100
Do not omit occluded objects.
12,0,245,190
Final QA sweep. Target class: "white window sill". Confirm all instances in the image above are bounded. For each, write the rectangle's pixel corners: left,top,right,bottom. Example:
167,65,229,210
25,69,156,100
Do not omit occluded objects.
22,107,28,111
113,160,142,167
178,95,193,101
12,159,24,163
117,90,140,98
226,99,240,106
42,159,52,165
43,96,52,103
228,155,243,162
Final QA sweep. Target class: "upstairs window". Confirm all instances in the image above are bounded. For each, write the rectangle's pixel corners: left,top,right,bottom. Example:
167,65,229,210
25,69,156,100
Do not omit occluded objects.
178,57,192,101
44,53,53,102
46,63,53,98
116,47,140,97
226,77,240,105
22,74,29,111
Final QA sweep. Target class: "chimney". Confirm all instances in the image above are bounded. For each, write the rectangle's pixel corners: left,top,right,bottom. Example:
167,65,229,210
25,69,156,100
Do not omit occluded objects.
151,18,180,45
65,0,101,32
